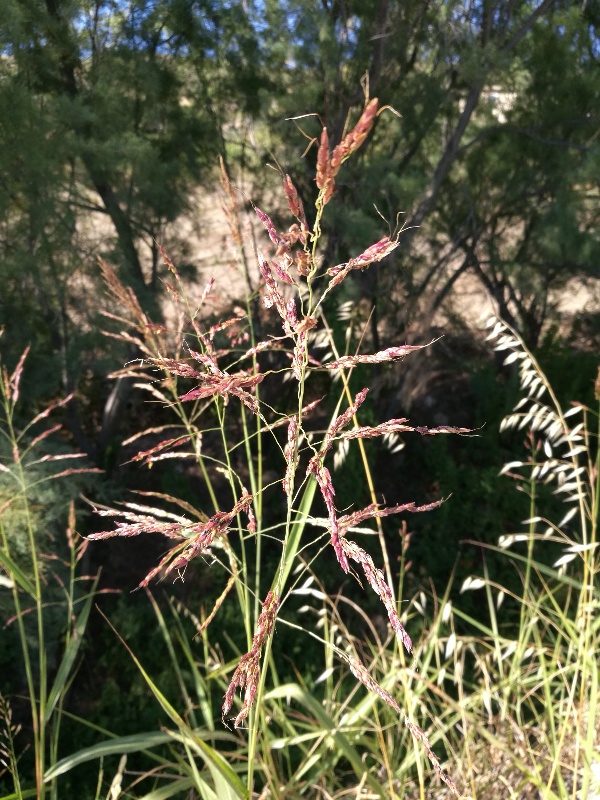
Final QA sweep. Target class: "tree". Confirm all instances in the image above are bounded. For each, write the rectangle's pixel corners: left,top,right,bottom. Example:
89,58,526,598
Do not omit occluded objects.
256,0,599,347
0,0,265,452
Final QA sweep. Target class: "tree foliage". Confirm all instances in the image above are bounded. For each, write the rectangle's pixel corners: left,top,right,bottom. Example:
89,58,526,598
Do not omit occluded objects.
0,0,598,441
257,0,599,346
0,0,264,432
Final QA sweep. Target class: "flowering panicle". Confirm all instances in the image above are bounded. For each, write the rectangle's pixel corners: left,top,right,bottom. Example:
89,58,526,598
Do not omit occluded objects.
88,94,460,795
341,537,413,654
323,344,426,369
223,591,279,727
158,244,180,280
254,206,290,256
405,719,460,796
331,97,379,171
347,655,401,713
316,98,379,207
327,236,400,289
282,173,307,230
337,499,443,538
90,492,254,587
339,421,472,441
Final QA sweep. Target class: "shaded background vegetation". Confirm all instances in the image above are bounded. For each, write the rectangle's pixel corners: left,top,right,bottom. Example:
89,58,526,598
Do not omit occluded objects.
0,0,599,795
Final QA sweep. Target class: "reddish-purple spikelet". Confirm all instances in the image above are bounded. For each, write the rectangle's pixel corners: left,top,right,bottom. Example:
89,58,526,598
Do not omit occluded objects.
178,372,263,414
223,591,279,726
285,298,298,331
307,459,349,572
149,357,203,380
49,467,104,480
270,259,295,285
315,127,330,190
159,342,263,413
186,344,219,372
28,394,74,429
255,206,289,253
9,346,30,403
29,423,62,450
199,277,215,307
239,338,285,361
323,344,426,369
315,127,336,206
91,491,253,587
260,397,322,434
128,436,190,466
347,655,401,713
291,328,308,382
241,486,256,534
283,415,298,496
258,254,292,332
282,173,306,225
208,314,246,340
33,453,87,464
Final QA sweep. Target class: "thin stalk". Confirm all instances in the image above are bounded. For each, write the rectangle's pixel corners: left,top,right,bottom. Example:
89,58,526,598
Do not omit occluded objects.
4,404,47,798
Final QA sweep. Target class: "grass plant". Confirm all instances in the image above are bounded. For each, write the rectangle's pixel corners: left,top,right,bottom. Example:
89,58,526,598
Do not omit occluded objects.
0,342,101,800
1,96,597,800
74,96,467,798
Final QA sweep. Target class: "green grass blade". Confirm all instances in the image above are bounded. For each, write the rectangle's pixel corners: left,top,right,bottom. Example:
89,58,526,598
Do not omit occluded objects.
275,477,317,593
138,777,195,800
265,683,381,793
44,731,175,781
0,548,36,597
97,609,248,798
44,577,99,724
